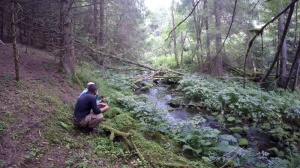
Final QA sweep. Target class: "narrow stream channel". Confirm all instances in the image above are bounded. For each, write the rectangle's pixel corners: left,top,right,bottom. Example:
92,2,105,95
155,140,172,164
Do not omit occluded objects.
138,85,280,152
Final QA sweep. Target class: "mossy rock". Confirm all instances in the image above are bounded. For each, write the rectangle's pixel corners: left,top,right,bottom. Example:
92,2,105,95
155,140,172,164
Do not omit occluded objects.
238,138,248,147
229,126,245,134
140,84,153,91
153,132,164,143
235,119,242,124
217,115,223,120
167,98,182,108
104,107,123,119
261,123,270,130
233,133,242,139
114,113,137,132
227,116,235,122
187,101,197,108
219,134,237,144
168,108,174,112
278,151,285,158
211,112,219,116
267,147,278,156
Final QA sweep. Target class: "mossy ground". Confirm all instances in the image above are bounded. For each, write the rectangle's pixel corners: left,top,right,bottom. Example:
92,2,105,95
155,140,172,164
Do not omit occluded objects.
0,45,212,167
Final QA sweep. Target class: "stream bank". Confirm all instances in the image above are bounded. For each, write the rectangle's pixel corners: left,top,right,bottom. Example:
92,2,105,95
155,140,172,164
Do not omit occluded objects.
137,83,287,158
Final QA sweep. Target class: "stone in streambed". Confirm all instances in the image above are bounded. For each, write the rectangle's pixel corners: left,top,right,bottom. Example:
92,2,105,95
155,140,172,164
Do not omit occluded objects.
267,147,278,156
278,151,285,158
226,116,235,122
238,138,248,147
211,112,219,116
261,123,270,130
219,134,237,144
229,126,245,134
167,98,182,108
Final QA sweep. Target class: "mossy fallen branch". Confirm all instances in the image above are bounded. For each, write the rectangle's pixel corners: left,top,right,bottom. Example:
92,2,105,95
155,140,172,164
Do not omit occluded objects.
153,161,194,168
130,138,147,166
101,125,131,150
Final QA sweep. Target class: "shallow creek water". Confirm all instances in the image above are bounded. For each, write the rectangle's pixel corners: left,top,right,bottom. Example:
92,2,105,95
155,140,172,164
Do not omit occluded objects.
138,85,280,151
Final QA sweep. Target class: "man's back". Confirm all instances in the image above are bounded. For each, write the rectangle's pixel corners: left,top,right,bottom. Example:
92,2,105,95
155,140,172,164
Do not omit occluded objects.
74,92,101,122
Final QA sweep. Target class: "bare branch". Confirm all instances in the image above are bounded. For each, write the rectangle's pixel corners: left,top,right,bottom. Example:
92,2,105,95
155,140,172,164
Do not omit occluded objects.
165,0,201,41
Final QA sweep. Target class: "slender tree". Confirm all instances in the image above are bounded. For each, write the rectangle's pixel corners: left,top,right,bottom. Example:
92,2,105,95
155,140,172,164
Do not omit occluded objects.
171,0,179,67
93,0,99,44
278,2,287,86
214,0,222,76
99,0,105,46
11,0,19,81
60,0,75,77
203,0,211,73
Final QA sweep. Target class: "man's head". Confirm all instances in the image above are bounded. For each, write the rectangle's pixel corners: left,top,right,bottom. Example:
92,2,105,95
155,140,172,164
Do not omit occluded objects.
88,84,97,95
87,82,95,87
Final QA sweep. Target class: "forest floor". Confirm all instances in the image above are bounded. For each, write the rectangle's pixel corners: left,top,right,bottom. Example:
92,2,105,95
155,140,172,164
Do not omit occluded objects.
0,44,85,167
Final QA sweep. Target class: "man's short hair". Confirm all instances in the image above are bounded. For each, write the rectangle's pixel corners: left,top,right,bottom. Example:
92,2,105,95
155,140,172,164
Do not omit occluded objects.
88,84,97,93
87,82,95,87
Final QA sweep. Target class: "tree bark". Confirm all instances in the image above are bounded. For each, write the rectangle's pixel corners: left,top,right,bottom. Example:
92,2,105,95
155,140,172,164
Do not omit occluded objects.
214,0,223,76
192,0,201,69
0,5,3,40
99,0,105,46
278,3,287,86
93,0,99,44
180,32,186,65
11,0,19,81
204,0,211,73
60,0,75,77
171,0,179,67
292,59,300,91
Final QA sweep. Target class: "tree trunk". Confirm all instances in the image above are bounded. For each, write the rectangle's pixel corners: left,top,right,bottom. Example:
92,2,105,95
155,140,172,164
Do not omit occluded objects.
60,0,75,77
293,59,300,91
93,0,99,44
192,0,201,69
278,3,287,86
171,0,179,67
214,0,222,76
204,0,211,73
0,6,3,40
11,0,19,81
99,0,105,46
180,32,187,65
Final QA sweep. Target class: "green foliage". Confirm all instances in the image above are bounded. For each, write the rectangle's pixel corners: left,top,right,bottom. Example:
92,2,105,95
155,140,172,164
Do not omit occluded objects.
152,54,178,69
104,107,123,119
178,75,300,124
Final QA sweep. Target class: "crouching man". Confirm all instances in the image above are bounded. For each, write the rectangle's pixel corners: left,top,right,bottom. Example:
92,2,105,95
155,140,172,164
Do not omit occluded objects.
74,84,109,133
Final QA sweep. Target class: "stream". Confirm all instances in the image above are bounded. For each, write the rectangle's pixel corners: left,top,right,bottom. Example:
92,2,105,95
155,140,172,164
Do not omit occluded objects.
138,85,280,152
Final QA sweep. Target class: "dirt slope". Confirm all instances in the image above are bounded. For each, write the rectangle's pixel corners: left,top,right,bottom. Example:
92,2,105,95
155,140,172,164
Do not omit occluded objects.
0,44,81,167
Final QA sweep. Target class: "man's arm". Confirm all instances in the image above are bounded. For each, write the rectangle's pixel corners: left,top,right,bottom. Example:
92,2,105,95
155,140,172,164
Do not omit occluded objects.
91,96,101,114
99,103,109,113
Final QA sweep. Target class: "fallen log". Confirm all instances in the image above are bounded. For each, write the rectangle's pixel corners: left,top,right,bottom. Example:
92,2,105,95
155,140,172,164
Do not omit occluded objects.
75,40,184,76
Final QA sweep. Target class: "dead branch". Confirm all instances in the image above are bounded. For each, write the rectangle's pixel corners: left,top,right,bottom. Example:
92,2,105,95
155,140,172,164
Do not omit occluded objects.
165,0,201,41
215,0,238,58
0,40,5,46
76,40,184,76
262,1,295,83
243,0,298,87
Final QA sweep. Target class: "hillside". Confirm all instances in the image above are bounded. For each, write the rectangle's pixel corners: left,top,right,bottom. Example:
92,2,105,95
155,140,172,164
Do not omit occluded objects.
0,44,82,167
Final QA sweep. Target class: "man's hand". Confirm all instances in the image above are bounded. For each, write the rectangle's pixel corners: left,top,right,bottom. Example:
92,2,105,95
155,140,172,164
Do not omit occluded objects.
99,103,109,113
100,96,106,103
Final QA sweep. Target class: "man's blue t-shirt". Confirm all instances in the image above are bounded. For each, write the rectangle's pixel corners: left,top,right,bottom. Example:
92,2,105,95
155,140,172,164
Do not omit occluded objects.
74,92,101,122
